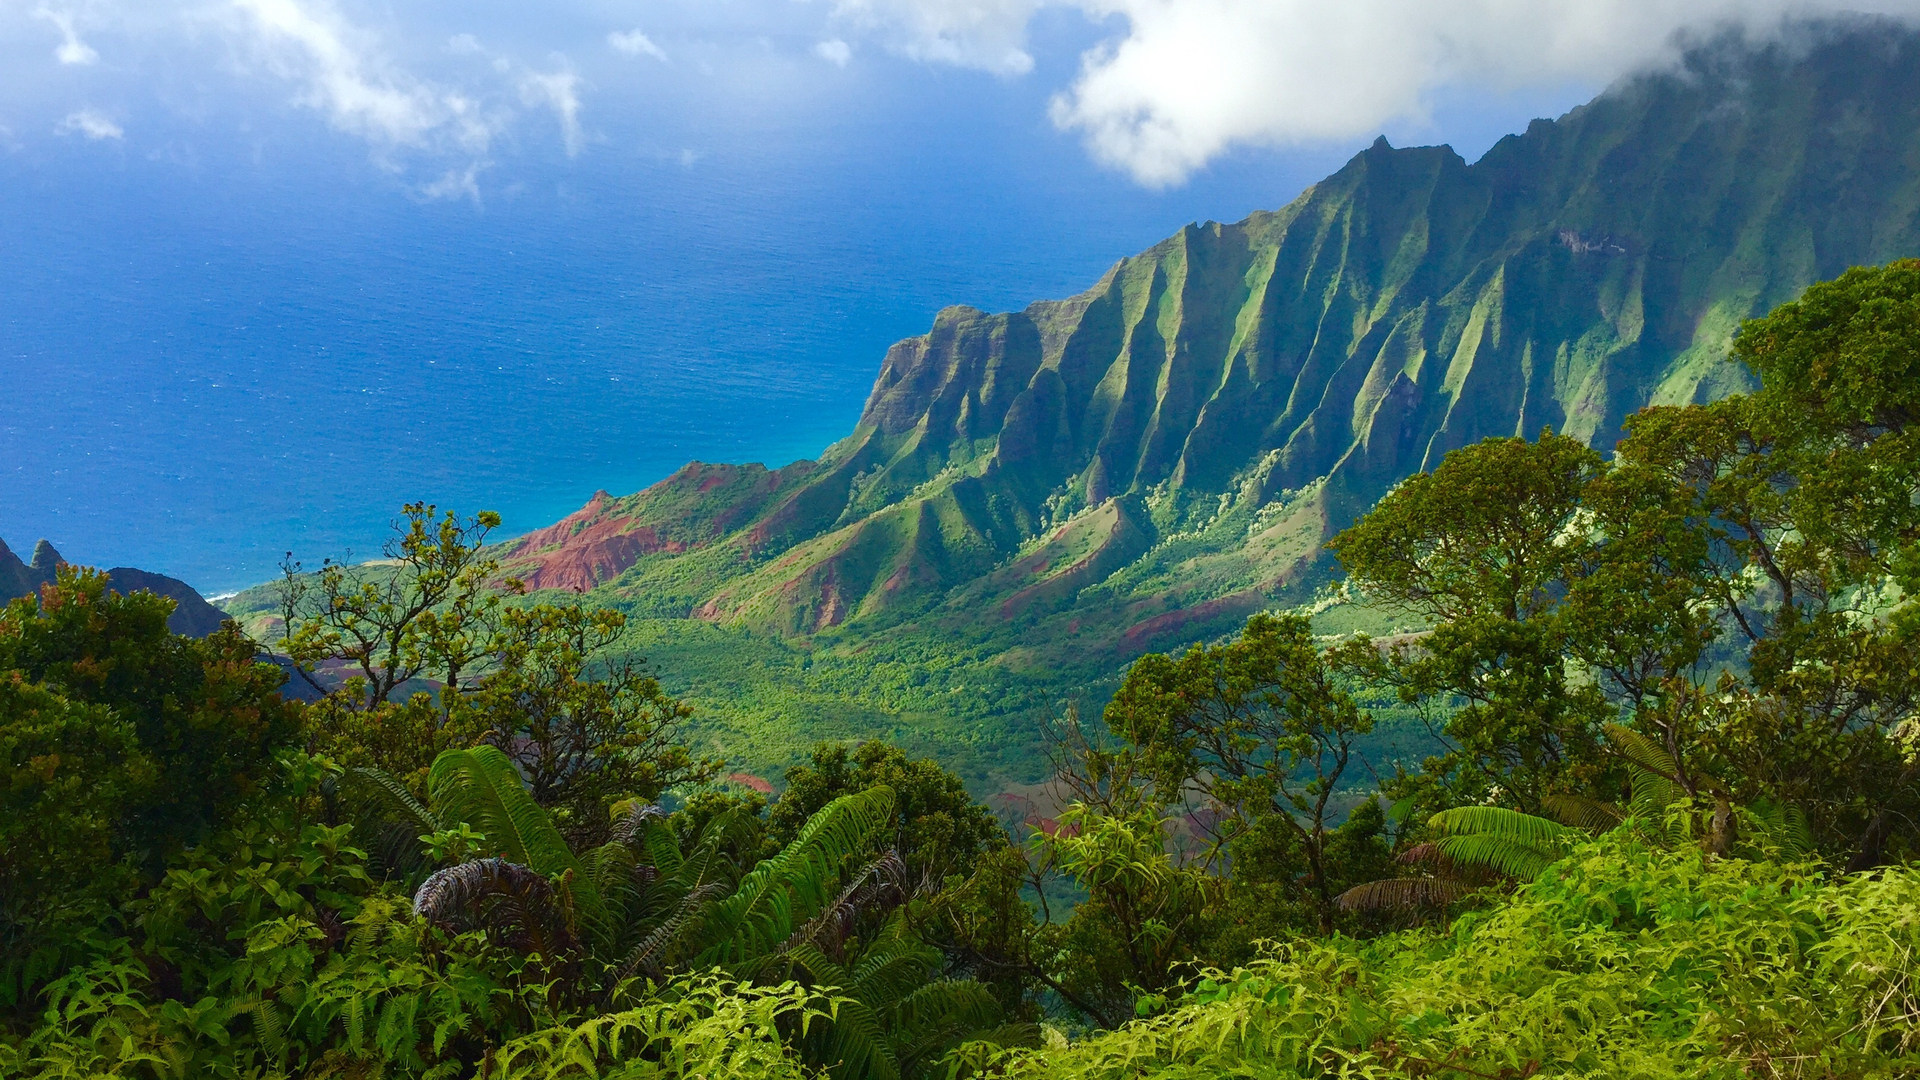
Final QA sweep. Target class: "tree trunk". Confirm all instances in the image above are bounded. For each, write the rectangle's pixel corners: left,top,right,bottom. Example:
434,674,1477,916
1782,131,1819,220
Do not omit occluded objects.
1845,811,1888,874
1704,793,1736,859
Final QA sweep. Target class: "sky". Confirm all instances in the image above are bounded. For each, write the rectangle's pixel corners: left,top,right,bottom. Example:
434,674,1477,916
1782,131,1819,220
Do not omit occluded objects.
5,0,1920,591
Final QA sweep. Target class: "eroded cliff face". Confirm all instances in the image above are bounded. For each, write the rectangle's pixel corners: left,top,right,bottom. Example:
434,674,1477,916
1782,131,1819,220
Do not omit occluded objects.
504,24,1920,665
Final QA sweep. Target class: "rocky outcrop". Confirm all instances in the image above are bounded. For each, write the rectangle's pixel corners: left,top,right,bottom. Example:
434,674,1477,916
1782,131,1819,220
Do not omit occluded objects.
0,536,229,638
0,537,37,600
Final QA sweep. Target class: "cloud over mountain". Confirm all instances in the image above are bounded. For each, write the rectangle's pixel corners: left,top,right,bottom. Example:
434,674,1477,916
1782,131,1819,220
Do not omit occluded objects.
14,1,1920,189
844,0,1920,184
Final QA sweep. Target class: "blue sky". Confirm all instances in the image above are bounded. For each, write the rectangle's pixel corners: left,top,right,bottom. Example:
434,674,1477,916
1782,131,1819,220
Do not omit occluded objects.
12,0,1917,193
5,0,1920,590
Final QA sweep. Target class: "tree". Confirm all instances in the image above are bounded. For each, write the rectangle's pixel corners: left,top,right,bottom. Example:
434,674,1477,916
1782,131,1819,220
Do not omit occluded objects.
768,741,1003,891
0,567,299,866
277,504,505,711
1101,613,1383,934
1330,433,1617,813
278,504,710,821
0,567,300,1009
1586,261,1920,866
1033,806,1222,1026
462,603,717,847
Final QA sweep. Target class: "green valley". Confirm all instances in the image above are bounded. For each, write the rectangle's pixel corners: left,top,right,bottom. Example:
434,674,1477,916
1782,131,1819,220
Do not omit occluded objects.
233,25,1920,786
18,21,1920,1080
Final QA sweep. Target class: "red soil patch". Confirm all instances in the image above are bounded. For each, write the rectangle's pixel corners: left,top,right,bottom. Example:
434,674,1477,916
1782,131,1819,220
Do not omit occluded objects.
1117,590,1263,655
728,772,775,794
504,491,687,592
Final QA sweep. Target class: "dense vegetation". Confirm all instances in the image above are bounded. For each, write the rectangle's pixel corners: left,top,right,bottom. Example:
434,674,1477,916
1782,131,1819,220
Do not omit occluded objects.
226,25,1920,799
9,263,1920,1077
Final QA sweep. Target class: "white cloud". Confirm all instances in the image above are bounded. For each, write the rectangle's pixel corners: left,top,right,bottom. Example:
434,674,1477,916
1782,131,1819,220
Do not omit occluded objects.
830,0,1039,75
58,108,122,139
227,0,465,148
521,68,583,156
608,28,668,62
421,161,485,201
815,38,853,66
841,0,1920,185
36,7,98,65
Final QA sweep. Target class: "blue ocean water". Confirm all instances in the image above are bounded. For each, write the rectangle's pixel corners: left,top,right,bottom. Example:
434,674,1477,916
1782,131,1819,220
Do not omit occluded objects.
0,39,1591,595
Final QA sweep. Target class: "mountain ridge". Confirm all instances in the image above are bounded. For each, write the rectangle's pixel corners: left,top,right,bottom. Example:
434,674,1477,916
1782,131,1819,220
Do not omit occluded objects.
1,536,229,638
501,21,1920,682
217,20,1920,779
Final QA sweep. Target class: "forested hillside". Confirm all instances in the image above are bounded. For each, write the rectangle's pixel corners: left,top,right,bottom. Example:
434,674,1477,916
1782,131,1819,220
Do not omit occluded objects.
11,258,1920,1078
291,22,1920,784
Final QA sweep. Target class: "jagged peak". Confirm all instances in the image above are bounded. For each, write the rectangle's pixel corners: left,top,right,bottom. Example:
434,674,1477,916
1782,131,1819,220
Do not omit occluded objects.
511,25,1920,662
30,540,63,573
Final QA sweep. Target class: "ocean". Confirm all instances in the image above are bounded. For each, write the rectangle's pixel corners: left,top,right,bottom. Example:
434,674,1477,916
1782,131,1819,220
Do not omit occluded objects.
0,46,1584,595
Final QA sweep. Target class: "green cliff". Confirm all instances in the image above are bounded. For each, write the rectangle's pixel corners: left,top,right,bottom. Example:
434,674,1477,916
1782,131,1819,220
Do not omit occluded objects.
247,23,1920,782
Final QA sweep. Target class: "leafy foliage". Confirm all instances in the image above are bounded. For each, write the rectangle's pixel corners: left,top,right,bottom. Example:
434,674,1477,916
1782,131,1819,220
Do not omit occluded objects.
983,840,1920,1080
1099,612,1385,932
0,568,299,1013
768,741,1004,892
16,260,1920,1077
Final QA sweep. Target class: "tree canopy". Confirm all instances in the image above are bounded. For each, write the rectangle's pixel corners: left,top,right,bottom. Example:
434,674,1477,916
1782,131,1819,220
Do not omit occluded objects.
8,261,1920,1078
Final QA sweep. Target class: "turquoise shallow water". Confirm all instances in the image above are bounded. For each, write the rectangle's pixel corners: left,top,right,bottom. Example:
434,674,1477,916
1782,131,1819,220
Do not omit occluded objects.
0,46,1586,595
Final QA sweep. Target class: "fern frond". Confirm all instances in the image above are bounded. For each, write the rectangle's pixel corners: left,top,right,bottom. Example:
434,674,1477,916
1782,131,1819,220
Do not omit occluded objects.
785,850,908,958
610,802,668,847
240,998,289,1061
1431,835,1563,880
614,880,729,982
1748,798,1818,858
806,994,900,1080
642,819,687,878
1425,803,1577,879
427,746,608,939
1541,794,1624,833
413,857,579,957
1604,723,1681,781
1628,766,1685,825
889,980,1002,1070
848,937,942,1010
583,841,642,933
695,787,896,966
1394,841,1452,871
674,807,762,891
1428,806,1581,846
1335,877,1474,911
346,766,443,835
752,941,848,991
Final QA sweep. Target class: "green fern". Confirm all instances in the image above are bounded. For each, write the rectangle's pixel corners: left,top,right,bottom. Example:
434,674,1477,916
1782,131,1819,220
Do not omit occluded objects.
1335,877,1474,912
427,746,610,940
347,766,443,835
1427,807,1582,881
696,787,897,966
1747,798,1818,858
1603,723,1681,780
1541,793,1624,832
